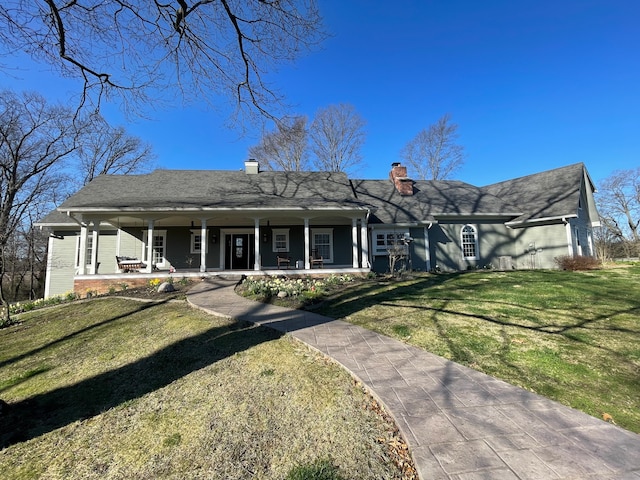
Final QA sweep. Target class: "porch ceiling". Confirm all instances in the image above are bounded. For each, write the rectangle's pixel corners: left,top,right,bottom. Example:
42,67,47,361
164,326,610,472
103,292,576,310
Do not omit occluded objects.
101,211,359,228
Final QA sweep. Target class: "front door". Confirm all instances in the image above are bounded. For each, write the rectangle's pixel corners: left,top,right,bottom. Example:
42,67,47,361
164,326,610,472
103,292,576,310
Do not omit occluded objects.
225,233,255,269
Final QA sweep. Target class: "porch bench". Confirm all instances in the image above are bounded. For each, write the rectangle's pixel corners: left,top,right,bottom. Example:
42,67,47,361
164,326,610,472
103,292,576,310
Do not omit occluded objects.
116,256,147,273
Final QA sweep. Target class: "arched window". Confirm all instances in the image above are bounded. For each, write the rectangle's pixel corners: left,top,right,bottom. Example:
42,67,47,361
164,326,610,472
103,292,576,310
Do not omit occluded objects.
461,225,478,259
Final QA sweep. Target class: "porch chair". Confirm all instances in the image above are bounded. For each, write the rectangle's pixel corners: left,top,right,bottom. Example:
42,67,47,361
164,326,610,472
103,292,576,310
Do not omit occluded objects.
310,249,324,268
276,254,291,269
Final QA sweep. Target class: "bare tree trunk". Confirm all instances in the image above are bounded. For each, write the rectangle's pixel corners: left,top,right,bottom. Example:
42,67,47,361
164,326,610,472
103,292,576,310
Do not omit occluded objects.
0,247,12,326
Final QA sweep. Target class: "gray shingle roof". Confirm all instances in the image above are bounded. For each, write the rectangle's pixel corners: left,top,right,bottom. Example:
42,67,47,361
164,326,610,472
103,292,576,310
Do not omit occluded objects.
43,163,591,227
36,209,77,226
481,163,587,224
351,179,520,224
58,169,365,211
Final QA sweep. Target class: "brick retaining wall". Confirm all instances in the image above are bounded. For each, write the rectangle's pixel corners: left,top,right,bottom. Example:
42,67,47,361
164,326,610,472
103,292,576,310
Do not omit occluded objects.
74,277,161,296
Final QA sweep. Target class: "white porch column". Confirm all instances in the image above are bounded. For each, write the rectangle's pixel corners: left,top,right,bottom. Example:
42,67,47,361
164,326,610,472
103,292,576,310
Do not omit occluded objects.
424,226,432,271
200,219,207,273
254,218,261,271
146,219,154,273
78,224,88,275
89,221,100,274
352,218,359,268
304,218,310,269
360,218,369,268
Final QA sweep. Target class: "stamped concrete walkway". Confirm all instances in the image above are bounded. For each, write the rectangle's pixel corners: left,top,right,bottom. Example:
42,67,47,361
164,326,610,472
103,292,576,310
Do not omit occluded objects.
187,278,640,480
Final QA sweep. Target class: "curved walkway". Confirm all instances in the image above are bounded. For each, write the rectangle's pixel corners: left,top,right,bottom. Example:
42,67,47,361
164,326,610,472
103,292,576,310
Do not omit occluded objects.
187,278,640,480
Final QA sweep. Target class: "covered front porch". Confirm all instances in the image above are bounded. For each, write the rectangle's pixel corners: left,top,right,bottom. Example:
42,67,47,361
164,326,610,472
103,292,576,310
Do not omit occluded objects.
70,207,371,287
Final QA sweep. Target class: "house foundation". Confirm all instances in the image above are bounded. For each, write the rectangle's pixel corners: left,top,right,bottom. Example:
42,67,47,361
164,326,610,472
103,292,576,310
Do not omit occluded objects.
73,268,369,297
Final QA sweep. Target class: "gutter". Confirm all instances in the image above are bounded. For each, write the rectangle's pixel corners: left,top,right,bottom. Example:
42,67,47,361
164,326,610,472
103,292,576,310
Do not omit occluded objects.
58,205,371,214
506,213,578,228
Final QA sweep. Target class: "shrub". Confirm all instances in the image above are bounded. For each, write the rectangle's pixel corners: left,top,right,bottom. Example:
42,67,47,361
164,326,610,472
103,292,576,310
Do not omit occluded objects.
241,275,354,301
554,255,602,271
8,291,79,315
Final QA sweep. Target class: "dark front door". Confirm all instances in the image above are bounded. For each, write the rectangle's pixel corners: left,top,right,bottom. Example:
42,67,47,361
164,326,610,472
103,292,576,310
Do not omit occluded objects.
225,234,255,269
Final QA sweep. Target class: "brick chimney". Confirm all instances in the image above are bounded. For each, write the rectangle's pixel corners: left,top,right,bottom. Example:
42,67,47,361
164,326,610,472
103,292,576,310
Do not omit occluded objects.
389,162,414,195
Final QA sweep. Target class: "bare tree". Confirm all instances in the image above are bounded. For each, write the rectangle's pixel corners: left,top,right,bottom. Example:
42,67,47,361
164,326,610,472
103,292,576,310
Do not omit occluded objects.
309,103,366,173
596,168,640,257
75,115,155,187
0,90,78,325
248,116,309,171
400,113,465,180
3,219,48,302
0,1,326,121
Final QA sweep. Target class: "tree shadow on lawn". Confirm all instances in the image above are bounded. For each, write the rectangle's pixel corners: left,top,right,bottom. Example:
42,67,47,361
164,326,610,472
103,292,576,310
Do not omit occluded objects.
0,312,282,449
315,272,640,359
0,300,168,370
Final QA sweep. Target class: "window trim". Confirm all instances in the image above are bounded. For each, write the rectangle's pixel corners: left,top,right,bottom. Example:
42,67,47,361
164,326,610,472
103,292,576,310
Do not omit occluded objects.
461,224,478,260
311,228,334,263
373,229,410,256
272,228,290,253
142,230,167,268
190,229,208,254
75,234,93,267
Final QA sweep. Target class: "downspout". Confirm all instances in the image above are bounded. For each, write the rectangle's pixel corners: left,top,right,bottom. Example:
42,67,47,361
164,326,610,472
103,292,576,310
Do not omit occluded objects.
424,222,433,272
365,209,372,269
563,217,573,256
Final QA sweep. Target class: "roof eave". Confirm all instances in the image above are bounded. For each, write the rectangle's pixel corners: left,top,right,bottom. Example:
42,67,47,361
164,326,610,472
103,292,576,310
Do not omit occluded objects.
434,212,522,219
59,205,370,214
506,213,578,227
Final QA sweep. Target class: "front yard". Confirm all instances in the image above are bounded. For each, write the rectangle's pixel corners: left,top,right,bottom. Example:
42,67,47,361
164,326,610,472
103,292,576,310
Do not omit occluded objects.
0,298,410,479
240,265,640,433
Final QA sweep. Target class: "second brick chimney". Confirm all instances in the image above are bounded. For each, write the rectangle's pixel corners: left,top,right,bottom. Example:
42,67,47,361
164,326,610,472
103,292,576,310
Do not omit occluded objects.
389,162,414,195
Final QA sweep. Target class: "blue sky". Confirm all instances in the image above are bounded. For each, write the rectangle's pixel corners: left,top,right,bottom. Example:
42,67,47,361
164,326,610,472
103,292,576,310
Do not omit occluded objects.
2,0,638,187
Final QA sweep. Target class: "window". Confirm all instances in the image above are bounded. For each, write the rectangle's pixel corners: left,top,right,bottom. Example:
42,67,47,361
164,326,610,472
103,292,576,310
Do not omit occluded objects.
75,234,93,267
461,225,478,259
272,229,290,252
373,230,409,255
190,229,208,254
312,228,333,263
142,230,167,267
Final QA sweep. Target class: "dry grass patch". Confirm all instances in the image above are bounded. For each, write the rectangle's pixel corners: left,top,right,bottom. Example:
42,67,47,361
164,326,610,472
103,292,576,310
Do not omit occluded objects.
0,298,406,479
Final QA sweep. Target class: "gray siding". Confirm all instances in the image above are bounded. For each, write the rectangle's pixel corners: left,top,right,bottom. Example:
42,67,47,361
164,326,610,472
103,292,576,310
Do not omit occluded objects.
45,233,77,298
571,202,596,257
430,221,516,272
512,223,570,269
118,229,143,260
96,231,118,273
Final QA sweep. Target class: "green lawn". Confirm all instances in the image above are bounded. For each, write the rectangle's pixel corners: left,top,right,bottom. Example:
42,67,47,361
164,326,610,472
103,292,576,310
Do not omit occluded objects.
0,298,406,479
312,266,640,433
